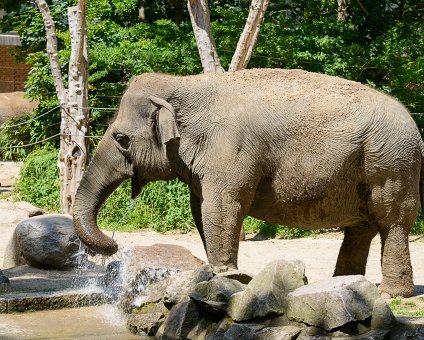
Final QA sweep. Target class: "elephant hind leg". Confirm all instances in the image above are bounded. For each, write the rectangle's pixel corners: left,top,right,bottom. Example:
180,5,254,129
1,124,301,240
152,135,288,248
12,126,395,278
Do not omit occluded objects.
334,223,377,277
378,224,414,298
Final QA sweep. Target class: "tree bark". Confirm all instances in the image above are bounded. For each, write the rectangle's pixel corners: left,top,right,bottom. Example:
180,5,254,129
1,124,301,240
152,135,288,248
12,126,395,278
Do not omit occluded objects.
36,0,89,214
34,0,66,105
337,0,348,21
229,0,270,71
187,0,224,73
59,3,89,214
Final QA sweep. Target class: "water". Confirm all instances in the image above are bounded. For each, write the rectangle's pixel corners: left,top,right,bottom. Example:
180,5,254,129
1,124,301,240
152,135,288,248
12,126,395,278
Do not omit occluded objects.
0,305,146,339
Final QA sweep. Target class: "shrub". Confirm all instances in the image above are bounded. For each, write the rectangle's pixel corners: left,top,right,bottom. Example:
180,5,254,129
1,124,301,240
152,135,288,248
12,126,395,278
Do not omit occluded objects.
16,147,60,211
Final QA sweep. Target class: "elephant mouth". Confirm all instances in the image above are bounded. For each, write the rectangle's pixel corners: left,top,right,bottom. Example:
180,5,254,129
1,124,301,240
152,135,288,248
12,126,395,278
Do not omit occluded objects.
131,171,144,200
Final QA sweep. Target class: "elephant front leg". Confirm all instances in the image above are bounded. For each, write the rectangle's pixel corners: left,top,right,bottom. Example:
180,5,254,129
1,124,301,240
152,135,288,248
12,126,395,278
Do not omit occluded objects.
379,225,414,298
201,188,245,269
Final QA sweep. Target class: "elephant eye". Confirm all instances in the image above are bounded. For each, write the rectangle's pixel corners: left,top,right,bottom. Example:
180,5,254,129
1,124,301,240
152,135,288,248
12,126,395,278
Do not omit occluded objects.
114,133,131,150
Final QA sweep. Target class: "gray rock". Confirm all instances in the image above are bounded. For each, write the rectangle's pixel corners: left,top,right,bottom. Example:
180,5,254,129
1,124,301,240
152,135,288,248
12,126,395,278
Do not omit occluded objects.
371,298,394,330
216,269,252,284
124,244,205,282
120,267,179,313
163,265,214,307
190,276,245,316
156,300,201,339
186,317,216,339
0,270,9,284
13,214,83,269
206,317,234,339
227,259,307,321
119,244,205,312
127,301,168,336
255,326,302,339
286,275,382,332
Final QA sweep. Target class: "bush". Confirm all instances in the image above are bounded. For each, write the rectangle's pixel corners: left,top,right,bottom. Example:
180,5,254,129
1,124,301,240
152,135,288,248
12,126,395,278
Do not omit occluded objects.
16,147,60,211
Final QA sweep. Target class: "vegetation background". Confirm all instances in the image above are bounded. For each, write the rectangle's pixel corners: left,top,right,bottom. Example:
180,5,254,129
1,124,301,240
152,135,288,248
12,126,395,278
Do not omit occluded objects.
0,0,423,236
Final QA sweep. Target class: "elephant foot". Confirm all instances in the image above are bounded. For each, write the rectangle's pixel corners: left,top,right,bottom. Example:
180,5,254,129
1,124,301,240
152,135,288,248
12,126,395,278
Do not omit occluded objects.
378,280,415,298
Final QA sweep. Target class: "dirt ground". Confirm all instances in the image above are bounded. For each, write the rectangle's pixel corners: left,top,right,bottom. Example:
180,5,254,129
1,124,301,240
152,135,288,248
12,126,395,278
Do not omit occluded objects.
1,161,424,306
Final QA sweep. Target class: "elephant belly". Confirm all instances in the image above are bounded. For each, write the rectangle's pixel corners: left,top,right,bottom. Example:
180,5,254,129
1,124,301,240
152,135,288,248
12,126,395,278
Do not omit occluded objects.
248,174,368,229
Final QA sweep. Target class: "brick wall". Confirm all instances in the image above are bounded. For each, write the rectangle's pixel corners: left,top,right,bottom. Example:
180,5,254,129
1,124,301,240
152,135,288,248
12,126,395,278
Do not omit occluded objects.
0,45,31,93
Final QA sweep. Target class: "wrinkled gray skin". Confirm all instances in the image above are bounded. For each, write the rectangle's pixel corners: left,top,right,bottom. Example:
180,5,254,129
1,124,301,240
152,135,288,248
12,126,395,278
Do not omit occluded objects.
73,69,424,298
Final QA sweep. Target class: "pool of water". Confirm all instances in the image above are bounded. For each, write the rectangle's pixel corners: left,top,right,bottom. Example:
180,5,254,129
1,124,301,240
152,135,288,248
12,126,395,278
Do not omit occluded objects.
0,305,146,339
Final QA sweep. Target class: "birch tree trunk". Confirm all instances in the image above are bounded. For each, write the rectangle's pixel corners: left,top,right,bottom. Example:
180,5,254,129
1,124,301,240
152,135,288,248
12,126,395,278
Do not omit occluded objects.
337,0,348,21
229,0,270,71
187,0,224,73
59,3,89,214
35,0,89,215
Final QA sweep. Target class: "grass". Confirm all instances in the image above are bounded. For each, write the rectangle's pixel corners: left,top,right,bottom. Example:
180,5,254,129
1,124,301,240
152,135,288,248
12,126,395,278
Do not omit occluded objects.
389,297,424,317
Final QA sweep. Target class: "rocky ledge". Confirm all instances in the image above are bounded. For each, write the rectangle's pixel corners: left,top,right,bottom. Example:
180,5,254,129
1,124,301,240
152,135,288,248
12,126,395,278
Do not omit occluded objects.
108,244,424,339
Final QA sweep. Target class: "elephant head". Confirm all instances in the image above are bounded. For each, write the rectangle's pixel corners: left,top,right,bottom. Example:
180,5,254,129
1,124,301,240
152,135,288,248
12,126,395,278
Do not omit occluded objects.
73,81,180,255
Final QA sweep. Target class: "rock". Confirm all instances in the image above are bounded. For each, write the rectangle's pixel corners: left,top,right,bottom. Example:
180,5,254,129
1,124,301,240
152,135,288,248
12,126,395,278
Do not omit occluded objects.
118,244,205,312
254,326,302,339
186,317,216,339
163,265,214,307
0,270,9,284
216,269,253,284
125,244,204,280
286,275,383,332
221,323,265,339
127,301,168,336
12,214,83,269
206,317,234,339
371,298,395,330
13,201,44,217
156,300,202,339
222,324,302,340
120,267,179,313
190,276,245,316
227,259,307,321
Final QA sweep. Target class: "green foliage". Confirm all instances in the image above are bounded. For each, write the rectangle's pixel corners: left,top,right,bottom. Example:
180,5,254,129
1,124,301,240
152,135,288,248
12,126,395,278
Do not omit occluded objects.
16,147,60,211
3,0,424,235
98,178,194,233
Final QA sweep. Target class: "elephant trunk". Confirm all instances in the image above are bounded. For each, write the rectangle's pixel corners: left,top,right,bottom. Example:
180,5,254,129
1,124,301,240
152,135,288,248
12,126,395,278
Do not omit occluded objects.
73,141,131,256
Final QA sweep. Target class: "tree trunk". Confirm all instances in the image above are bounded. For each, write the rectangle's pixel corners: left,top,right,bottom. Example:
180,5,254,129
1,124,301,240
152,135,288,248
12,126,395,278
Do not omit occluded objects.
59,3,89,214
36,0,89,214
229,0,270,71
337,0,348,21
187,0,224,73
34,0,66,106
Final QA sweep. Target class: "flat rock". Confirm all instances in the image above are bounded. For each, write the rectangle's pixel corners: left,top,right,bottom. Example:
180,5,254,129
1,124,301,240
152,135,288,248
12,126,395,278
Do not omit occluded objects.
227,259,307,321
125,244,204,278
286,275,382,331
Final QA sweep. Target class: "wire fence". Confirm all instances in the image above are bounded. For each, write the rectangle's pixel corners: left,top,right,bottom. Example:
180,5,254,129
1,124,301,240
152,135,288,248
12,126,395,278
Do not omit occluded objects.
0,103,423,151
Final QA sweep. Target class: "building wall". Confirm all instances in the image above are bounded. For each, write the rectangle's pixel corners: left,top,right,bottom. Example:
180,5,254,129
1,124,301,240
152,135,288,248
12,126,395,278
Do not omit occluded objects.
0,45,31,93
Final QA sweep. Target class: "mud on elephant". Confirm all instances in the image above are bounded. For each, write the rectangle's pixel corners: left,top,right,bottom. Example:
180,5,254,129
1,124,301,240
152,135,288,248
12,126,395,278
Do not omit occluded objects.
73,69,424,298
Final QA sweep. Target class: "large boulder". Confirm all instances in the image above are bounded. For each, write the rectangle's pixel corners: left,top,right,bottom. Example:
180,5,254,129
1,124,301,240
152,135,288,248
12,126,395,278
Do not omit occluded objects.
7,214,83,269
227,259,307,321
286,275,394,332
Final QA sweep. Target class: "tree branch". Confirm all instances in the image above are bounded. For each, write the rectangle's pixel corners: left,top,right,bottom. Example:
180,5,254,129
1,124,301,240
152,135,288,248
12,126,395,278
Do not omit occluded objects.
34,0,66,105
187,0,224,73
229,0,270,72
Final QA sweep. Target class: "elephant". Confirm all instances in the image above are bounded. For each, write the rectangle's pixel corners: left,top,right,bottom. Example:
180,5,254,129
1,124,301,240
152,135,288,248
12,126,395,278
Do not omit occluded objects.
73,68,424,298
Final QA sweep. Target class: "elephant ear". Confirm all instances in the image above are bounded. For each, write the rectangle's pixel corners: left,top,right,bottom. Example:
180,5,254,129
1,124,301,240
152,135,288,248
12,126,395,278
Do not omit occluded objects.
149,96,180,145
